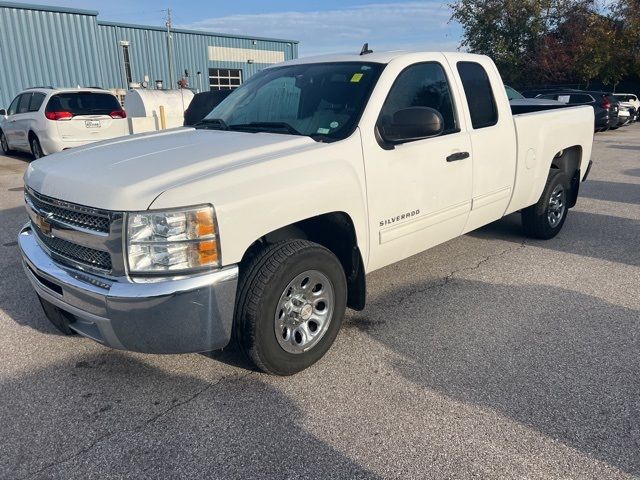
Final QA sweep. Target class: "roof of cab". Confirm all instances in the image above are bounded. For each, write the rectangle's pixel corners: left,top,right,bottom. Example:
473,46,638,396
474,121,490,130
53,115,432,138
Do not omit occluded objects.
272,50,488,68
276,51,414,66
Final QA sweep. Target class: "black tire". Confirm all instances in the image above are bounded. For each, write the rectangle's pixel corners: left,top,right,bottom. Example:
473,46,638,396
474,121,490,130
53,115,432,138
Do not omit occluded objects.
233,240,347,375
522,169,570,239
38,296,76,335
30,134,43,159
0,129,13,155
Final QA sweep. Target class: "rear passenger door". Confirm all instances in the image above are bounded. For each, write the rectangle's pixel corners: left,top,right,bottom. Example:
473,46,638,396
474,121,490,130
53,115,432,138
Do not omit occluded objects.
363,57,473,271
447,57,517,233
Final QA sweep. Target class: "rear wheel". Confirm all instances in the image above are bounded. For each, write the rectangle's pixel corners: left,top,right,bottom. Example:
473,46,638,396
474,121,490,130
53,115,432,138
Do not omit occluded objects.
233,240,347,375
522,169,570,239
38,296,76,335
0,130,13,155
30,134,43,159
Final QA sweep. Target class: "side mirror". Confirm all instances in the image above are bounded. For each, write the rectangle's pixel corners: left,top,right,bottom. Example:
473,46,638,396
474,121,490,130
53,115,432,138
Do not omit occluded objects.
0,109,6,117
378,107,444,144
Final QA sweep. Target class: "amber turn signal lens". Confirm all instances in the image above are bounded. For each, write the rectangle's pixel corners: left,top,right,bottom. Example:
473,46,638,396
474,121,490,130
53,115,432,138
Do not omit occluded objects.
196,210,215,237
198,240,218,265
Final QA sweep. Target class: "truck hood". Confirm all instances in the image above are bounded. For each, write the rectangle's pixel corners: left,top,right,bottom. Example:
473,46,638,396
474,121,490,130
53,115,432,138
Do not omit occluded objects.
24,128,318,211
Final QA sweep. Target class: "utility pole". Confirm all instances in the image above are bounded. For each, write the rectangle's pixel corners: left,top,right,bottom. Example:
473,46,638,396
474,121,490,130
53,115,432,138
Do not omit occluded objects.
165,8,175,89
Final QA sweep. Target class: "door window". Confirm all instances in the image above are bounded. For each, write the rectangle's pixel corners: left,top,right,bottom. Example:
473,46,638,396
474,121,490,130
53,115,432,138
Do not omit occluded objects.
17,93,32,114
29,93,46,112
456,62,498,129
7,95,21,115
378,62,458,136
568,94,593,104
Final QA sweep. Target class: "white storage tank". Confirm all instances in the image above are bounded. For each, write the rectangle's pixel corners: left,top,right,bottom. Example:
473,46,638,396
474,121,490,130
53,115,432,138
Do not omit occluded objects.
124,89,194,133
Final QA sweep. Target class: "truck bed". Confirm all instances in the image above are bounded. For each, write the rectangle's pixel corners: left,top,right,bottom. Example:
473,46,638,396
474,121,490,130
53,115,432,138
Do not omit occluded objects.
506,105,594,215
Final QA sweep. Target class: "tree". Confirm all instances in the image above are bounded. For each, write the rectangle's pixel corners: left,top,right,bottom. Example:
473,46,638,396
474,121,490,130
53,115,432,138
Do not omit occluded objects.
612,0,640,78
450,0,637,88
450,0,553,84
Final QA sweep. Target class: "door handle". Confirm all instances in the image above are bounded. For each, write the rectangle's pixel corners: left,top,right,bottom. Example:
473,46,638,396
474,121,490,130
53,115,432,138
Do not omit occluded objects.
446,152,470,162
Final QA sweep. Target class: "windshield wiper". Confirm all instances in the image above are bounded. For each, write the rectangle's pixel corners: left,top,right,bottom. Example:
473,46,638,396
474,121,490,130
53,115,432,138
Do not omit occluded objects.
193,118,229,130
228,122,302,136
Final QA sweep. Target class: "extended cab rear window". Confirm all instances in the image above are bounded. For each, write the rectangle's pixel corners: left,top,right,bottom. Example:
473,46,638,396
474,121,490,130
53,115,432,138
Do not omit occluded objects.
46,92,121,116
456,62,498,129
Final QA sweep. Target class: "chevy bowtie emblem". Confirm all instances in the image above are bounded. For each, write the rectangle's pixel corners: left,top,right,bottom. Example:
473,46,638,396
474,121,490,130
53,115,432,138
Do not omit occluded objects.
34,214,52,236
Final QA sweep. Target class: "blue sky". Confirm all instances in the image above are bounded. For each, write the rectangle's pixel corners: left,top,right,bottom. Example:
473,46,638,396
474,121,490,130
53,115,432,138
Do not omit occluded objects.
17,0,462,56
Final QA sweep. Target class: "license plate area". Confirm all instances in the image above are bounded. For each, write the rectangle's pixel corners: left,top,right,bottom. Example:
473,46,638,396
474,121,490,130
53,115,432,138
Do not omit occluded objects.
85,120,101,128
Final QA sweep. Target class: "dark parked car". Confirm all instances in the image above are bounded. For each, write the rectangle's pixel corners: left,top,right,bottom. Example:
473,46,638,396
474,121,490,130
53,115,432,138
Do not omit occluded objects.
534,90,619,131
505,85,567,114
184,90,233,126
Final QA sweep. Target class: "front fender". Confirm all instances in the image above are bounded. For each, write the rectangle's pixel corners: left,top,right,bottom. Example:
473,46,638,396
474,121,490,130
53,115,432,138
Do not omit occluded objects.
149,131,369,268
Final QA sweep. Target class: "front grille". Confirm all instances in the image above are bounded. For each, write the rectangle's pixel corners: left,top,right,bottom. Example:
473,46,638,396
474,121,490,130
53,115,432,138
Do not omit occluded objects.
25,190,110,233
34,228,112,271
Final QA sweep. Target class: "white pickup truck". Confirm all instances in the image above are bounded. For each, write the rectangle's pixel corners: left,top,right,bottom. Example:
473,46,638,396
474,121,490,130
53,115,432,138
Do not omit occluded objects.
19,51,594,375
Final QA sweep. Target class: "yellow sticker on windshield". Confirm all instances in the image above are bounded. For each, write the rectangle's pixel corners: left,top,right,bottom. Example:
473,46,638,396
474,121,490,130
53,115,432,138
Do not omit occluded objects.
350,73,364,83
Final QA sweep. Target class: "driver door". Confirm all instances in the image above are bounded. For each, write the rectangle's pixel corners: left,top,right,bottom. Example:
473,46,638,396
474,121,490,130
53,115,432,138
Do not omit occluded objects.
2,94,23,149
363,59,472,271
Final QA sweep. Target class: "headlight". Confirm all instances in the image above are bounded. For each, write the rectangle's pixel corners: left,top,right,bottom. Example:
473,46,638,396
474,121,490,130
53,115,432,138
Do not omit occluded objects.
126,205,220,274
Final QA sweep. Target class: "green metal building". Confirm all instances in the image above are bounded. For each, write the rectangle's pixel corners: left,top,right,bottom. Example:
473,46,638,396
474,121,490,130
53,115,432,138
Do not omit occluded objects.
0,1,299,107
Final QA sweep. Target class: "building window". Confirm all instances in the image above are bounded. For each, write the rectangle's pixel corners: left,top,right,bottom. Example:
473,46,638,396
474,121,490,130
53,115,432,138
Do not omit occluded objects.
122,44,133,86
209,68,242,90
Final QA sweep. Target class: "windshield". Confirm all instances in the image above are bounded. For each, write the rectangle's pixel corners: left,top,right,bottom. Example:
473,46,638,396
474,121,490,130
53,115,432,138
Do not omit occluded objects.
614,94,636,102
504,86,524,100
202,62,385,141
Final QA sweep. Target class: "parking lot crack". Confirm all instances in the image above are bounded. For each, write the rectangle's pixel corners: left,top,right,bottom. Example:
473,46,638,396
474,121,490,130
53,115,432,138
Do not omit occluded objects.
393,240,526,308
142,371,253,428
23,371,253,479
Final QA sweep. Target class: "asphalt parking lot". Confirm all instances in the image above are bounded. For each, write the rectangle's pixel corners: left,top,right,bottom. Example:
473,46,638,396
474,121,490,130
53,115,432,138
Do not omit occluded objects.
0,126,639,480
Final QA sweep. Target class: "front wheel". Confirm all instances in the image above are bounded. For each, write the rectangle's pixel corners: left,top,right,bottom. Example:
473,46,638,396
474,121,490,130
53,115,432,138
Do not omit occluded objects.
233,240,347,375
0,130,13,155
522,169,570,239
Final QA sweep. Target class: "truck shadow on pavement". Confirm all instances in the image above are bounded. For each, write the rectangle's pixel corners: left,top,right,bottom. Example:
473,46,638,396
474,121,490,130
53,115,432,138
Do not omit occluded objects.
0,352,380,480
361,278,640,477
470,212,640,267
579,180,640,205
0,205,66,337
607,144,640,151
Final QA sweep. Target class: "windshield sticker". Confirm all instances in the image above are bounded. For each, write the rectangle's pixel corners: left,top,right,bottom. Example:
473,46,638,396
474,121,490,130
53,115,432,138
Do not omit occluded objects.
317,128,330,134
350,73,364,83
330,121,339,128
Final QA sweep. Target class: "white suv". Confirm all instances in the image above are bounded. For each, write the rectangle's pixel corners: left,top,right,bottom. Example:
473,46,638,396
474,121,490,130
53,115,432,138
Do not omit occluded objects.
613,93,639,122
0,88,128,158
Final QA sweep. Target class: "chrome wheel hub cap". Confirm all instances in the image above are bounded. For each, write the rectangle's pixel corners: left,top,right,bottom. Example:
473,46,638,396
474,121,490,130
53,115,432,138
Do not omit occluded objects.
547,184,566,227
274,270,334,354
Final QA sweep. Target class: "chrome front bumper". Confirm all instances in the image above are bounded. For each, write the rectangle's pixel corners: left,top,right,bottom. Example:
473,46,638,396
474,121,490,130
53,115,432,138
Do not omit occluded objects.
18,224,239,354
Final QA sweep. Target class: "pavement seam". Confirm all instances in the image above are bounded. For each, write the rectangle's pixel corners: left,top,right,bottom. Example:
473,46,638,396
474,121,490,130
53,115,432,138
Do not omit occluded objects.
391,240,527,309
22,370,253,479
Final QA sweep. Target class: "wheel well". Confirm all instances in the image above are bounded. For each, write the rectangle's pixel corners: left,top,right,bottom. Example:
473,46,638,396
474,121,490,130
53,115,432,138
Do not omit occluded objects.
241,212,366,311
28,131,37,141
551,146,582,208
